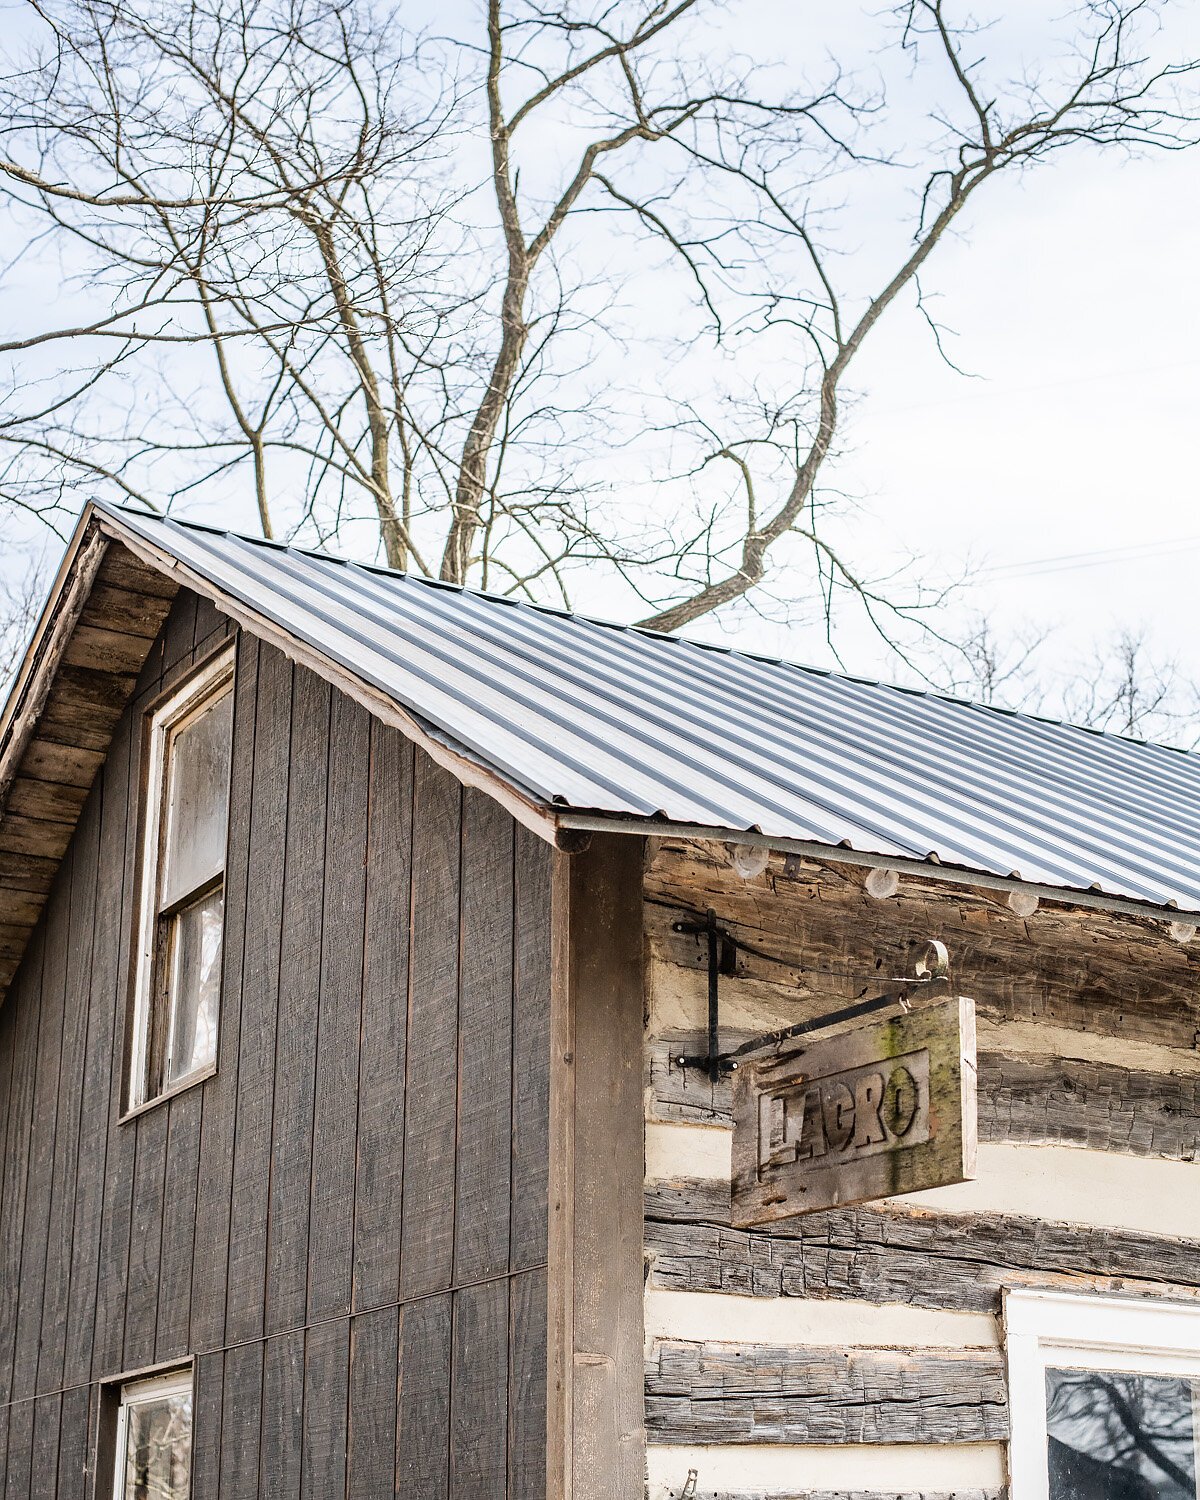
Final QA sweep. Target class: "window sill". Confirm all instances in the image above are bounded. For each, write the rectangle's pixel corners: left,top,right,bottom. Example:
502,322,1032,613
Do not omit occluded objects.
119,1061,217,1124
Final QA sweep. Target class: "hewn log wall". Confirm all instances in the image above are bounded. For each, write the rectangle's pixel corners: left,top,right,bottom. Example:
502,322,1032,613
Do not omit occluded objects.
643,837,1200,1500
0,590,554,1500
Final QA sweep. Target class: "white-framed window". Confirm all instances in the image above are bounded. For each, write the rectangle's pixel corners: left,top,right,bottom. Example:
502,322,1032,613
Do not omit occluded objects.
1007,1286,1200,1500
127,646,234,1112
112,1368,194,1500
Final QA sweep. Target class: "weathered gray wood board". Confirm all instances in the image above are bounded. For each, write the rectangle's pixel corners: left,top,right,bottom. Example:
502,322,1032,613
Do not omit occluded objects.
646,1340,1009,1444
0,589,554,1499
651,1035,1200,1161
731,997,977,1223
646,1178,1200,1314
549,834,646,1500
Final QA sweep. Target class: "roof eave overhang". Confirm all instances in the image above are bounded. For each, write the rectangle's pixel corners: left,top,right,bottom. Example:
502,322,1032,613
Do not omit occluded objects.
0,503,185,998
0,506,109,799
553,809,1200,925
88,505,568,851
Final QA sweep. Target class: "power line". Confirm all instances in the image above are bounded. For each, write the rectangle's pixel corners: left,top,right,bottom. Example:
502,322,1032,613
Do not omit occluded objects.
981,534,1200,581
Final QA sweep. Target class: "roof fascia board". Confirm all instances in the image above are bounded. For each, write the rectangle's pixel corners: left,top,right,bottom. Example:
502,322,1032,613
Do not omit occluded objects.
92,509,566,850
0,507,109,807
555,811,1200,924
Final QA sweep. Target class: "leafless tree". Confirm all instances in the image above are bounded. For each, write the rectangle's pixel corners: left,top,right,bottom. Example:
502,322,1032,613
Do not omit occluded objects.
0,0,470,569
630,0,1200,634
0,555,46,694
928,614,1198,747
935,614,1050,710
0,0,1196,638
1047,1368,1195,1496
1065,627,1198,746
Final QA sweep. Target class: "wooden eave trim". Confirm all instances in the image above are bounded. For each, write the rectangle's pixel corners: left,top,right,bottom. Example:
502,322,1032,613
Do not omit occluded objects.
0,507,185,1003
0,517,110,811
92,511,567,851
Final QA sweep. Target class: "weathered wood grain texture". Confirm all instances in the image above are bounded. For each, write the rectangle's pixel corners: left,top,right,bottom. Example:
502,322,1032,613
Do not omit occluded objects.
550,834,646,1500
3,1397,33,1500
55,1381,91,1500
224,642,292,1345
397,1293,453,1500
509,1267,548,1500
646,839,1200,1050
34,792,98,1395
400,755,462,1302
0,931,44,1405
0,586,554,1499
189,1350,225,1500
263,665,329,1336
155,1085,202,1362
646,1340,1008,1445
90,693,144,1380
219,1340,264,1500
352,722,412,1314
31,1392,63,1497
347,1307,399,1500
307,692,369,1323
980,1051,1200,1157
650,1034,1200,1162
455,788,515,1287
511,824,552,1275
189,633,258,1354
730,997,976,1225
64,730,125,1387
646,1178,1200,1314
301,1320,350,1500
260,1330,305,1500
11,862,71,1400
123,1101,168,1367
451,1277,510,1498
0,1013,14,1439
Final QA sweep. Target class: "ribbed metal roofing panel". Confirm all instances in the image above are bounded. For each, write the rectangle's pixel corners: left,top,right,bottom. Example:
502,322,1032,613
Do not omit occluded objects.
101,503,1200,912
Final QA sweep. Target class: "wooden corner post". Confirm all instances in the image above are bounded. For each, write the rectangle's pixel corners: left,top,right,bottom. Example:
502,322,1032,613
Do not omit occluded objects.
548,833,646,1500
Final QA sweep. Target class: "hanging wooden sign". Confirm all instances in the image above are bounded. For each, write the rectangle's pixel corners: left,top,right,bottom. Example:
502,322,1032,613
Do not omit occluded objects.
730,995,977,1227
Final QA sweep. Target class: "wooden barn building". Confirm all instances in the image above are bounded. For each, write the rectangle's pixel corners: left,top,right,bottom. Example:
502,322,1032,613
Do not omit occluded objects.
1,500,1199,1500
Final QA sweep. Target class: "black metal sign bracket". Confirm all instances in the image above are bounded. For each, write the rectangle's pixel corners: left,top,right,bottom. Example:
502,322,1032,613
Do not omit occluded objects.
671,915,949,1083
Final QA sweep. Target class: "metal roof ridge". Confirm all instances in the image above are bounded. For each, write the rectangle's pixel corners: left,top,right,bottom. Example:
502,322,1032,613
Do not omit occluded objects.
98,499,1199,764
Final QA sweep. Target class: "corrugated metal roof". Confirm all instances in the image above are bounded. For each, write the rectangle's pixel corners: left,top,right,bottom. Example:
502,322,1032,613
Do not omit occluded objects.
100,502,1200,913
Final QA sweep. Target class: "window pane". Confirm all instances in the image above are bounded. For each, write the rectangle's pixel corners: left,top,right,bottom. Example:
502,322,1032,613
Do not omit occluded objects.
123,1386,192,1500
1047,1366,1200,1500
165,887,222,1088
160,687,232,910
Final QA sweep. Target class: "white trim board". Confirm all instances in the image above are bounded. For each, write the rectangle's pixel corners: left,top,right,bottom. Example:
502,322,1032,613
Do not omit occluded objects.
645,1441,1007,1497
643,1288,999,1351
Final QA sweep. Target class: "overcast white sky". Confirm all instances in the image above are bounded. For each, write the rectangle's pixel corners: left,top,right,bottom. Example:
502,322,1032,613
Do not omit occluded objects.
647,0,1200,707
2,0,1197,724
777,135,1200,687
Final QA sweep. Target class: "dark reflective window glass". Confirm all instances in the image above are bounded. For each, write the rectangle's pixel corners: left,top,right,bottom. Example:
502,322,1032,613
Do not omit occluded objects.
1046,1367,1199,1500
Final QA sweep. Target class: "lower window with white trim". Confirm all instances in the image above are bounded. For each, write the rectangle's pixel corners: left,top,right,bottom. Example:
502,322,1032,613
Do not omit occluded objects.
1007,1287,1200,1500
112,1368,193,1500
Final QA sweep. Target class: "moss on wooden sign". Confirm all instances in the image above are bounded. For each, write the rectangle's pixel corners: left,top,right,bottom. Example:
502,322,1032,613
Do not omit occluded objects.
731,996,978,1225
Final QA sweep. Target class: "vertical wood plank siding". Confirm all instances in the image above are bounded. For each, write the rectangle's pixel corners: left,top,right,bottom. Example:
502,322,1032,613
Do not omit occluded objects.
0,590,553,1500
